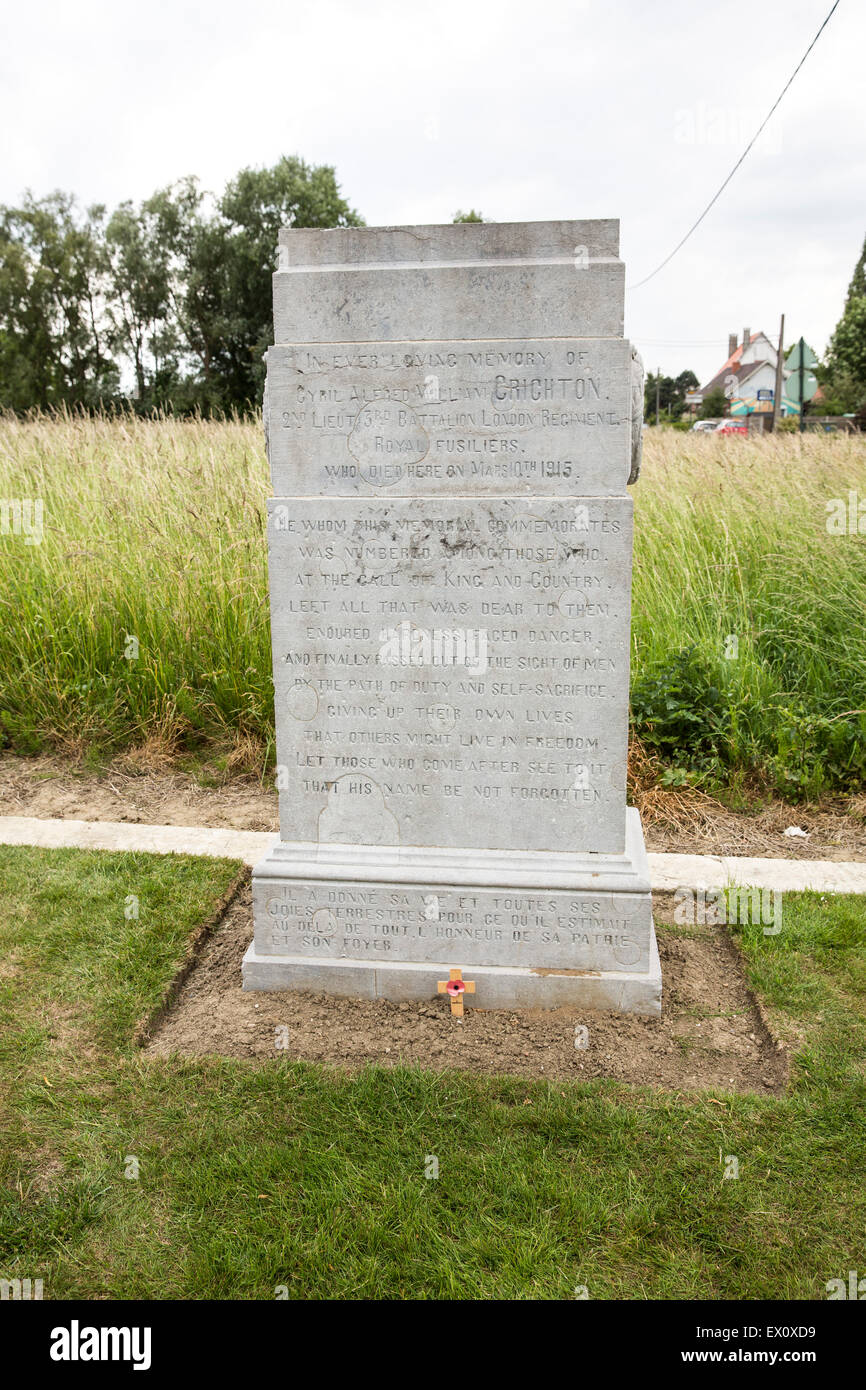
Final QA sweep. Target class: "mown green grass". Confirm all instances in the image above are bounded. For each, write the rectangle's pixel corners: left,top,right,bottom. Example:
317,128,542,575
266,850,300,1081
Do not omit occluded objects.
0,844,864,1299
1,414,866,794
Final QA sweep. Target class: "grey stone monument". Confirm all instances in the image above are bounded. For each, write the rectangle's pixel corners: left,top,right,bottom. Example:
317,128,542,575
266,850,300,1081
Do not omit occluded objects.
243,220,660,1015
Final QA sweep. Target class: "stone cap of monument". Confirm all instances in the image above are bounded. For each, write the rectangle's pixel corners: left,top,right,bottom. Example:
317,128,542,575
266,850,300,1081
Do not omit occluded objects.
276,219,620,265
273,219,624,343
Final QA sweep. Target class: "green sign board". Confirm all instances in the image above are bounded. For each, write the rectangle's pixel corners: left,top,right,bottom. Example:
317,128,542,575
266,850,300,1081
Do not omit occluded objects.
784,338,818,414
786,340,819,372
785,370,818,408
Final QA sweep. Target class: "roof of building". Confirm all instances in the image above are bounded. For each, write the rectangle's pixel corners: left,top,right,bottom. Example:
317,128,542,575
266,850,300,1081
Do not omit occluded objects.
701,330,774,394
703,357,774,397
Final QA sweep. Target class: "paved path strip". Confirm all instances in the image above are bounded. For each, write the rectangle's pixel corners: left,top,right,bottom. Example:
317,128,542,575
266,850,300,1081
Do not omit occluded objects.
0,815,276,866
1,815,866,894
649,852,866,894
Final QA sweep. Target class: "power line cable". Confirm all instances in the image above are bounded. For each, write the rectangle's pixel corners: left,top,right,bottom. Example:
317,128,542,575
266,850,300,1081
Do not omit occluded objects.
627,0,842,291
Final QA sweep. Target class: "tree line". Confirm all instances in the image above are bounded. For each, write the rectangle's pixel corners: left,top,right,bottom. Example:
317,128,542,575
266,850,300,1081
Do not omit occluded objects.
3,159,864,423
643,369,700,422
0,157,363,415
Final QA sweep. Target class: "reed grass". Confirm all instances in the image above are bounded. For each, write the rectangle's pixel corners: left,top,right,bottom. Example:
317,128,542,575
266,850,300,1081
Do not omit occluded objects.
633,428,866,793
1,412,864,794
0,410,272,760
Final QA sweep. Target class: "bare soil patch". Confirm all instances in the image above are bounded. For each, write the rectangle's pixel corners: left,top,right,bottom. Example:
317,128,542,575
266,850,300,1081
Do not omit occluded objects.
2,752,864,861
644,798,866,861
141,880,788,1095
0,752,278,832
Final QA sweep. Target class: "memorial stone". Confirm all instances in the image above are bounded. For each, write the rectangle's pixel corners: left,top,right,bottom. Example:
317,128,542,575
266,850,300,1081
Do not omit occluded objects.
243,220,660,1015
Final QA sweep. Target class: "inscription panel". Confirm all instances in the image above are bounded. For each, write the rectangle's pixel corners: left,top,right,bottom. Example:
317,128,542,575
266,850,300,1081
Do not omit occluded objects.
273,263,625,345
269,496,631,855
253,879,652,973
267,339,631,497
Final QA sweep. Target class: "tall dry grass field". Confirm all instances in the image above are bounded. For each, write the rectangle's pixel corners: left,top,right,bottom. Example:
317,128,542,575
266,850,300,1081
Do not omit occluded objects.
633,427,866,794
1,413,865,793
0,412,271,762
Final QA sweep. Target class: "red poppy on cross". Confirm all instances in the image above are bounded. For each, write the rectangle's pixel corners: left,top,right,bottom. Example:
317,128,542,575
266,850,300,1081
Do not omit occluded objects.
437,967,476,1017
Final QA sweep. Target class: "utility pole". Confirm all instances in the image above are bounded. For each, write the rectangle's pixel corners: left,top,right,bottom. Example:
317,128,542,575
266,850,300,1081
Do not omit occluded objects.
772,313,785,431
656,367,660,427
799,337,806,434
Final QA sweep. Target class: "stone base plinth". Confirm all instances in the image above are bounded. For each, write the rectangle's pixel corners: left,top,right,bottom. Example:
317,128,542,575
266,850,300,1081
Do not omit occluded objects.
242,925,661,1015
243,809,660,1016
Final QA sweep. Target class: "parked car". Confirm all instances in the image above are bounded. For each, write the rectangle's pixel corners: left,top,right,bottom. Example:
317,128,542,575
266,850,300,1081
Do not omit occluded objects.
691,420,718,432
714,420,748,436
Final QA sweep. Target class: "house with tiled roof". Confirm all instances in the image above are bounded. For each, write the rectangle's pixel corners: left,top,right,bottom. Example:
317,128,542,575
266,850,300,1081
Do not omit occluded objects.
701,329,781,416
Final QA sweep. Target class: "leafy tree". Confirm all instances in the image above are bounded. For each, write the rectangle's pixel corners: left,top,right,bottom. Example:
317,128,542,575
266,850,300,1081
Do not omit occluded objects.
0,193,118,410
828,301,866,393
673,369,699,414
644,368,699,421
453,210,484,223
843,235,866,304
137,178,215,411
697,387,728,420
199,156,364,409
826,236,866,410
105,194,185,406
1,156,363,414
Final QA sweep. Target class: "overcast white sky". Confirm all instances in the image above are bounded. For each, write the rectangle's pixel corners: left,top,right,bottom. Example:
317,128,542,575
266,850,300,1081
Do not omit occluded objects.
1,0,862,384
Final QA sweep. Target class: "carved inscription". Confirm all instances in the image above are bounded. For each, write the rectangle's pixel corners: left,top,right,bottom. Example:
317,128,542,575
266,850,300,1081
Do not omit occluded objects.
269,497,632,854
266,339,632,496
254,880,650,972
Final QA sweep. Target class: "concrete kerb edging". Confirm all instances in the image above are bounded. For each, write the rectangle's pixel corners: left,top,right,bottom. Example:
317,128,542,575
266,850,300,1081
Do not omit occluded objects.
1,816,866,894
0,816,277,866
